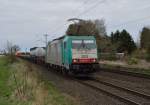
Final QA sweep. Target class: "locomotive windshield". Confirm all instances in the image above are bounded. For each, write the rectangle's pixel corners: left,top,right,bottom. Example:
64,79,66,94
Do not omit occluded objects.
72,40,96,49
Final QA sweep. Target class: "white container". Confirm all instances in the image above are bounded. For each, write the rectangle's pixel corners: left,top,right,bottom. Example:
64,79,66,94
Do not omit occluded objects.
30,47,45,57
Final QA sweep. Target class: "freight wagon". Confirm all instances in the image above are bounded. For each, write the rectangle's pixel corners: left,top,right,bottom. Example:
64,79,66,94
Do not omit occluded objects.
45,35,99,74
30,47,45,64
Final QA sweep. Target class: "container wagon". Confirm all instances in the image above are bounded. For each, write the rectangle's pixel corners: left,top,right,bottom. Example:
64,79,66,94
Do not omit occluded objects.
45,35,99,74
30,47,45,64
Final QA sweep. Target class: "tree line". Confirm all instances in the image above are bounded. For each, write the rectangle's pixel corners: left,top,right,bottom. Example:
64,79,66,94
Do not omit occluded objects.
66,19,150,56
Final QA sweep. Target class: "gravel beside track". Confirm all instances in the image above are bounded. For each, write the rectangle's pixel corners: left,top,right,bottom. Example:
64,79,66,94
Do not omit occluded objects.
95,70,150,92
92,70,150,104
77,80,148,105
94,76,150,98
91,78,150,104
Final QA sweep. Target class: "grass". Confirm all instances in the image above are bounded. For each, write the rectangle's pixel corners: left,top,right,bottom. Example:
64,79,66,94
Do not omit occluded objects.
44,80,74,105
0,56,75,105
0,56,12,105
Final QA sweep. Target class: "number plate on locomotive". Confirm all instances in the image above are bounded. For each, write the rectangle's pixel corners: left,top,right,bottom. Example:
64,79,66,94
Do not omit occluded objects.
81,55,88,58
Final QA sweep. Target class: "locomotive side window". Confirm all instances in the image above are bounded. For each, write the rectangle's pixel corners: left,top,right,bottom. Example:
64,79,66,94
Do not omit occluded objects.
84,40,95,49
72,40,82,49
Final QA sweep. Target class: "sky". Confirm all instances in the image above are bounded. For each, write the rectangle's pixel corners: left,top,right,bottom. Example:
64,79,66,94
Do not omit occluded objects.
0,0,150,51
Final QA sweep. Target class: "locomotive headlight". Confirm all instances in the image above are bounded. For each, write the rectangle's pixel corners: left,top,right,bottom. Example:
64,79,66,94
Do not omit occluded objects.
92,59,96,62
73,59,78,63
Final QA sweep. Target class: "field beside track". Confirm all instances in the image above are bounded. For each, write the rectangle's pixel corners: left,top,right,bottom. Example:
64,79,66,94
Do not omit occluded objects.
0,56,75,105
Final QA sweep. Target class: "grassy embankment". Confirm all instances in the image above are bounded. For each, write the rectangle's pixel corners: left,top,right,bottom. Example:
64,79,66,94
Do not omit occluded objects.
0,56,12,105
0,56,75,105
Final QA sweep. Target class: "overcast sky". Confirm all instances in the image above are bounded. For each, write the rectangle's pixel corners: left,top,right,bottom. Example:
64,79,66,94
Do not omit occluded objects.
0,0,150,51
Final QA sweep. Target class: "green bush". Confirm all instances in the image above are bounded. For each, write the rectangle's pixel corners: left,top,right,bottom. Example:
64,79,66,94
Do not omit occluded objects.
146,46,150,62
108,53,117,61
146,55,150,62
7,54,16,63
131,49,146,59
99,53,117,61
127,57,139,65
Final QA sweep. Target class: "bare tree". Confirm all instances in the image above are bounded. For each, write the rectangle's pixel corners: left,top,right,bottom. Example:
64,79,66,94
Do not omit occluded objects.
12,45,20,53
94,19,107,36
5,41,20,55
6,41,13,55
66,19,107,38
140,26,150,49
5,41,20,62
66,19,104,36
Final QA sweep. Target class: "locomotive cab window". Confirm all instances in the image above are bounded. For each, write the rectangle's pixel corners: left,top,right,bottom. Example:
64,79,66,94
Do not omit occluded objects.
72,40,96,49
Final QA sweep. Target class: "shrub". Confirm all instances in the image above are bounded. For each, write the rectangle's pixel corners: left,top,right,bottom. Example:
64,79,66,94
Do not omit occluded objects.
7,54,16,63
131,49,146,59
146,46,150,62
108,53,117,61
127,57,139,65
99,52,117,61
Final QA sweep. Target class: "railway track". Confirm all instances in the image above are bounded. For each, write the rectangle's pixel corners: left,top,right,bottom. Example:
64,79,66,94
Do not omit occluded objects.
75,77,150,105
99,67,150,79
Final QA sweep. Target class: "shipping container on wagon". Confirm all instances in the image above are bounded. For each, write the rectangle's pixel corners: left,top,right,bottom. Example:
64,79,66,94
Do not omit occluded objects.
30,47,45,57
46,38,63,66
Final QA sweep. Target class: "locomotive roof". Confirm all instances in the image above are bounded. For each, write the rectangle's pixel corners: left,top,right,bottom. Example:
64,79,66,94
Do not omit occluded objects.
30,47,45,51
52,35,65,41
51,35,94,41
30,47,37,51
48,35,95,45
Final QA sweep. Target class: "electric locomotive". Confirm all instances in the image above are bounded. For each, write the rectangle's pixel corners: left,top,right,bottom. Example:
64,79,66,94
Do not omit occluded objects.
45,35,99,74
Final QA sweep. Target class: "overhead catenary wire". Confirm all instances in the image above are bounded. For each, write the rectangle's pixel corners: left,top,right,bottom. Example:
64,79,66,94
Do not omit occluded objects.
49,0,106,36
49,0,103,31
38,14,150,45
49,0,150,38
76,0,106,18
90,15,150,35
83,0,91,5
108,15,150,28
82,0,99,6
48,0,91,34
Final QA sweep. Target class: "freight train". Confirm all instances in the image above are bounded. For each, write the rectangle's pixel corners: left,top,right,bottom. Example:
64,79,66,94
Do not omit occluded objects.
19,35,99,74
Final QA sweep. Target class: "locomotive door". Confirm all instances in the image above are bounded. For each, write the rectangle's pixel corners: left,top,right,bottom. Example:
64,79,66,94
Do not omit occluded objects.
63,41,70,69
63,42,66,64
